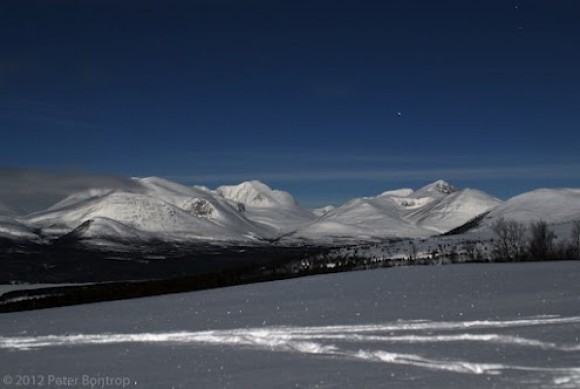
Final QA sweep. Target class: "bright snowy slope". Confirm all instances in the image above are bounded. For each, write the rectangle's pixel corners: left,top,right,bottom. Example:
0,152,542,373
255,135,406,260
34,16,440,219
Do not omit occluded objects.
217,180,296,208
295,196,428,241
63,217,156,246
483,188,580,225
20,178,502,243
26,178,275,243
406,189,502,233
294,180,501,240
138,177,276,239
217,181,316,235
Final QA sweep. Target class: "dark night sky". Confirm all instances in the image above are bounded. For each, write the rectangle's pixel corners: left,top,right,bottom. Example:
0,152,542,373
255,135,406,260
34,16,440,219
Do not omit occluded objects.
1,0,579,207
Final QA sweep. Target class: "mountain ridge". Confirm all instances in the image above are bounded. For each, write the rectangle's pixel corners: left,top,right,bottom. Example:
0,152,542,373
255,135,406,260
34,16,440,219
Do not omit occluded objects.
0,175,578,246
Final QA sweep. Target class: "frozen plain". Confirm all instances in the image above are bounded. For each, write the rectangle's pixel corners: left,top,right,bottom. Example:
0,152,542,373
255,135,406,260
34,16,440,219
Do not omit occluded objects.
1,261,579,388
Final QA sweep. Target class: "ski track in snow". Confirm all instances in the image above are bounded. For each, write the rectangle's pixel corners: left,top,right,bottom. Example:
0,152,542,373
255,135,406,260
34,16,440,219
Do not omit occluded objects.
2,315,580,385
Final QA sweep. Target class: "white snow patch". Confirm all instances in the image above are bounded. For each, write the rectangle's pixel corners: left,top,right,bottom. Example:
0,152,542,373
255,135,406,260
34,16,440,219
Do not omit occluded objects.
3,316,579,379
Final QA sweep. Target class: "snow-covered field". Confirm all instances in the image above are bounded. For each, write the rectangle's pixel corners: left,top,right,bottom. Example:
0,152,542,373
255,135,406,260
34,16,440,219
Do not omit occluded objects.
1,262,579,388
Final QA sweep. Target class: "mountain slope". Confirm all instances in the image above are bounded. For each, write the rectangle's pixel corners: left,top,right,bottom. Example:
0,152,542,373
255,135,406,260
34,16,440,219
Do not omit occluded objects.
314,197,430,239
138,177,276,239
407,189,502,233
484,188,580,225
29,191,219,235
312,205,335,217
291,180,501,240
16,176,574,245
217,181,316,234
26,178,276,242
217,181,297,208
62,217,156,246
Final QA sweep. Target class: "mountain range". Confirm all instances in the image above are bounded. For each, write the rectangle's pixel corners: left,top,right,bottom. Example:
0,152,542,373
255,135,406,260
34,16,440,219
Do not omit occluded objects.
1,176,579,247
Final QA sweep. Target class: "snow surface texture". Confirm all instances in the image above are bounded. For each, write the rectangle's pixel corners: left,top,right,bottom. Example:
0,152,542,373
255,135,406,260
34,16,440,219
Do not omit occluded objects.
1,262,579,388
1,177,579,244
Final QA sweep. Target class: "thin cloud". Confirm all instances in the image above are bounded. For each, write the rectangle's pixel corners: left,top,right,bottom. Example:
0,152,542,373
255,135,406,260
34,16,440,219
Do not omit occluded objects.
0,168,141,215
0,97,121,133
0,110,115,132
166,164,580,183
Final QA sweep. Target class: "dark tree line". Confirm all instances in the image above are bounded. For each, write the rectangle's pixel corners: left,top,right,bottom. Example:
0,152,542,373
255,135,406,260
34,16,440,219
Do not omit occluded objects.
490,218,527,260
491,218,580,261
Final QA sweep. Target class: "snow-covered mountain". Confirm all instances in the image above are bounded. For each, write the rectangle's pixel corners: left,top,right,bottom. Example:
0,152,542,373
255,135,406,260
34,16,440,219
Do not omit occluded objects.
62,217,156,246
7,173,580,246
406,188,502,233
483,188,580,225
137,177,277,239
28,191,221,239
292,180,502,241
217,181,317,235
26,178,277,244
296,196,427,241
217,181,297,208
313,205,335,217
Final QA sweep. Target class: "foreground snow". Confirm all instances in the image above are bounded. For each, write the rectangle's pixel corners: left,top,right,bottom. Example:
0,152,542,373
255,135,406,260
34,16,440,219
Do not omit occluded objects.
1,261,579,388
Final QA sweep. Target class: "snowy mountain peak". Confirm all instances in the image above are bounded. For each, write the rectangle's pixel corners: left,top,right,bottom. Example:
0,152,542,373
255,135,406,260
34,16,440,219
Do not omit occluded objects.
294,179,502,239
217,181,297,208
417,180,456,195
240,180,274,193
409,187,502,233
313,205,336,217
